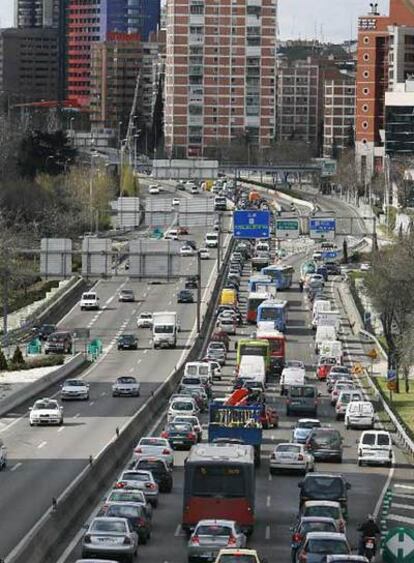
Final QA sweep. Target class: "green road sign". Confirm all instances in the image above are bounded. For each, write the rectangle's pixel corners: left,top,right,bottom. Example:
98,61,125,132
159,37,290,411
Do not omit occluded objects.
383,527,414,563
275,219,300,239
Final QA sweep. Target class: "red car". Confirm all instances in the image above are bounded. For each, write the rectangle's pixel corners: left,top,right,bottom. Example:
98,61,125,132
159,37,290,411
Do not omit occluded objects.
210,330,230,350
177,226,189,235
317,357,338,380
261,406,279,429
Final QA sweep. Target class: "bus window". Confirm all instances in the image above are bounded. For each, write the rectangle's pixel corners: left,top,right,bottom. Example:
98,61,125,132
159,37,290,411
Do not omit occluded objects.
193,465,245,497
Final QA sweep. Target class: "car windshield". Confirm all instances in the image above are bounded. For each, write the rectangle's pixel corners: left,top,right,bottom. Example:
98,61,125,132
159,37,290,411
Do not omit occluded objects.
186,366,198,376
172,401,193,410
123,472,149,482
117,377,136,384
306,506,341,519
303,477,345,498
122,290,134,295
136,460,165,473
298,420,321,429
307,539,348,554
106,505,141,518
312,431,341,446
182,377,200,385
34,401,57,410
302,522,337,534
140,438,165,447
65,380,83,387
277,444,301,453
218,557,257,563
196,525,232,536
362,434,390,446
108,491,144,503
169,423,192,432
141,314,152,319
91,520,127,533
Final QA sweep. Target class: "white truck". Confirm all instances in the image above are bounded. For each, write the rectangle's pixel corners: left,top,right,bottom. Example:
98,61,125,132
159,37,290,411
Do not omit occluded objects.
315,310,340,331
152,312,178,349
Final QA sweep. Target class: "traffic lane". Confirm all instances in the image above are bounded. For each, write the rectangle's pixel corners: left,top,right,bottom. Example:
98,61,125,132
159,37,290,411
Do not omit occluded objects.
0,238,219,557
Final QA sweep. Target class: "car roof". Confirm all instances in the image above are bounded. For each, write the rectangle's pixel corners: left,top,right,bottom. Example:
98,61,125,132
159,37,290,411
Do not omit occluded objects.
299,516,337,524
304,500,342,507
305,473,345,479
196,519,236,527
305,532,347,540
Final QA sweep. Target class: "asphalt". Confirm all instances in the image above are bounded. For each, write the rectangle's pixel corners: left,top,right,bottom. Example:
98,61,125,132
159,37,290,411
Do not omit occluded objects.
0,186,225,559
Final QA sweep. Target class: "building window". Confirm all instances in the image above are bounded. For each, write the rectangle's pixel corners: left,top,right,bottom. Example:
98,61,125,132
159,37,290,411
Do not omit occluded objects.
362,121,368,129
363,36,369,44
362,104,369,112
363,70,369,78
363,87,369,95
363,53,369,62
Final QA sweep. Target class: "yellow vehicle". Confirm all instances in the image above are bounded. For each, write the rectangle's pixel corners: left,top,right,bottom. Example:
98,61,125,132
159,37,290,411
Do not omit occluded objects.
220,288,237,306
204,179,214,191
214,549,262,563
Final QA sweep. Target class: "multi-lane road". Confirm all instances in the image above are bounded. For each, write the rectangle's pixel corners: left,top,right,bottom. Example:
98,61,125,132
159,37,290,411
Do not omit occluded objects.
1,182,413,563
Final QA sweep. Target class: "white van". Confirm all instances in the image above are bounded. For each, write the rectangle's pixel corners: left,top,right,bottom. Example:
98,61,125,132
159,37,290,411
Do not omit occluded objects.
315,325,336,354
358,430,393,467
205,232,219,248
345,401,375,430
255,242,270,253
280,366,305,396
237,355,266,382
312,300,331,329
80,291,100,311
184,361,212,382
319,340,343,363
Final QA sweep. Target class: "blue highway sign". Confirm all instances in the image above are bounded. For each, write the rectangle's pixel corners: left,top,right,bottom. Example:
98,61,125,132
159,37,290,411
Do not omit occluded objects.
233,210,271,239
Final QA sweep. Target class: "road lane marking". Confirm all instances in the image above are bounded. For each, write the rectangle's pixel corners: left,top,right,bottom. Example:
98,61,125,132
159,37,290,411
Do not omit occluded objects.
74,413,80,419
137,359,142,365
265,525,271,540
37,441,47,449
57,427,65,433
395,484,414,490
101,392,106,396
391,503,414,511
10,462,22,472
143,350,148,354
392,492,414,500
387,514,414,525
266,495,271,507
268,474,272,482
174,525,181,537
89,401,94,406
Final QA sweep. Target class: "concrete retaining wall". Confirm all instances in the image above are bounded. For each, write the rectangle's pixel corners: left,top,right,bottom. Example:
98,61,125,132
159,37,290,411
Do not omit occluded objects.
0,354,88,418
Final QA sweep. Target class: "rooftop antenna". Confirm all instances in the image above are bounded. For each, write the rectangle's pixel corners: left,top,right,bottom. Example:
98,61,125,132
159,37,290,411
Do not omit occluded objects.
369,3,379,15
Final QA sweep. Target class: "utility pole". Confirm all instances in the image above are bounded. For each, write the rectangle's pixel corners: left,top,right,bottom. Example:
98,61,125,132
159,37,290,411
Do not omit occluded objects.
217,213,223,273
197,252,201,333
1,248,9,356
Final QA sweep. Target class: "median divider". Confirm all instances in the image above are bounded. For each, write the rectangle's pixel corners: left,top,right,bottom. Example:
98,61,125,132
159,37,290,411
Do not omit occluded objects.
0,354,88,419
6,236,235,563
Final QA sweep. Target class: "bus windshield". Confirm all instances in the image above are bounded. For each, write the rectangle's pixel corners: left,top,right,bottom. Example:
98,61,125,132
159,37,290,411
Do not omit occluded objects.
259,307,281,321
240,344,266,357
192,464,246,498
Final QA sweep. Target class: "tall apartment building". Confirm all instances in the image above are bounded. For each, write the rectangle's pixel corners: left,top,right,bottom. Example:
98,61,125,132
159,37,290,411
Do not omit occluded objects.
323,70,355,158
15,0,61,28
128,0,161,40
66,0,128,108
355,0,414,181
90,33,142,130
141,29,166,128
276,58,321,148
0,27,59,104
164,0,278,159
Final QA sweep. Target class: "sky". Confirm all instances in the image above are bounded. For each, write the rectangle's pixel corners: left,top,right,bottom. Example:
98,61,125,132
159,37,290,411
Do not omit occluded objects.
0,0,390,42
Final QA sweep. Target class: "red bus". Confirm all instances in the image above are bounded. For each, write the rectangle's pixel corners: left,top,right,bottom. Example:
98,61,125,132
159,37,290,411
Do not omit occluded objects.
256,326,286,375
246,291,269,324
182,443,255,534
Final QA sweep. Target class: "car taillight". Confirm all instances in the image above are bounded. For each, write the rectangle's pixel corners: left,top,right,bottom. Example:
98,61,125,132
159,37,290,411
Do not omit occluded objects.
161,431,169,438
305,443,312,450
138,518,146,526
115,482,125,489
339,520,345,532
84,534,91,543
162,448,171,455
134,447,142,453
227,535,237,546
286,399,291,404
293,533,302,543
270,453,276,460
297,454,304,461
191,535,200,545
299,553,307,562
146,483,157,490
123,536,132,545
188,432,196,439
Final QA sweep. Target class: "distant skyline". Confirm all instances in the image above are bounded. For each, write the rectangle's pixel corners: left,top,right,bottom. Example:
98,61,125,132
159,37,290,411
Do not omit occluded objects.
0,0,390,42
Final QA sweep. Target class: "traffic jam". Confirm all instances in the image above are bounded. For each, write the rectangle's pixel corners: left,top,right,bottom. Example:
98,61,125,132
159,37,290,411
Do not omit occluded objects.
72,186,389,563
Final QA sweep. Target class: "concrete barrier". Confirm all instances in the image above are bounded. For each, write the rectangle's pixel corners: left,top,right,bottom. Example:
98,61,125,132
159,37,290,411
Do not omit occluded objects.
0,354,87,418
6,237,235,563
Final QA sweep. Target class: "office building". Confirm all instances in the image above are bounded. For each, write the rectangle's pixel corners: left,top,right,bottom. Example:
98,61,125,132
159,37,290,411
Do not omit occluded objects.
164,0,278,158
90,33,142,130
323,70,355,158
385,79,414,156
15,0,61,29
66,0,128,108
0,27,59,104
128,0,161,40
355,0,414,181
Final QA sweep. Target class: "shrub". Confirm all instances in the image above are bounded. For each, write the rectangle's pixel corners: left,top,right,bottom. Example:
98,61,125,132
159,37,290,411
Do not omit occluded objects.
0,350,8,371
12,346,25,367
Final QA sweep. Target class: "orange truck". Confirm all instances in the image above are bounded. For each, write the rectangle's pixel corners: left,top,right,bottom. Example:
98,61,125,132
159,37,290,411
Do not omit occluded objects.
248,191,261,203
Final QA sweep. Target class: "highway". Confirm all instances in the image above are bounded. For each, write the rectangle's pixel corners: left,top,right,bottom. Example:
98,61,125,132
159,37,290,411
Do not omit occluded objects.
0,184,226,560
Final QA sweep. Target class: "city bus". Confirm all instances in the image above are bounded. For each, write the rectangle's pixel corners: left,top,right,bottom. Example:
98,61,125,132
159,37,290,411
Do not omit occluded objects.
256,326,286,375
248,275,272,293
236,339,270,373
261,265,294,290
182,443,256,534
246,291,269,323
257,299,288,332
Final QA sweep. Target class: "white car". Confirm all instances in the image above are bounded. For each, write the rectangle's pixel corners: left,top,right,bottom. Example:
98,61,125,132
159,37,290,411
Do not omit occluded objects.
358,430,393,467
190,186,199,194
149,185,160,194
133,436,174,467
199,248,210,260
167,397,199,422
172,198,180,207
80,291,100,311
29,398,63,426
137,312,153,328
180,245,194,256
360,263,371,271
164,229,178,240
60,379,90,401
112,376,140,397
269,443,314,474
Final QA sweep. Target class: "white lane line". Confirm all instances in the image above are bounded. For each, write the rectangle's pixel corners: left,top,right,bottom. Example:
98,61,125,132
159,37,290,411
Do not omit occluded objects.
143,350,148,354
265,525,271,540
391,503,414,511
129,368,134,373
137,359,142,365
268,474,272,482
10,462,22,472
395,484,414,491
37,441,47,449
392,492,414,500
57,427,65,433
89,401,95,406
266,495,271,508
74,413,80,419
174,524,181,537
101,392,106,397
387,514,414,525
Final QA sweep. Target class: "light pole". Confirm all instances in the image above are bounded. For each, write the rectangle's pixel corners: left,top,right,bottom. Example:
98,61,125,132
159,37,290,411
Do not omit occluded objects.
70,117,75,146
90,151,98,233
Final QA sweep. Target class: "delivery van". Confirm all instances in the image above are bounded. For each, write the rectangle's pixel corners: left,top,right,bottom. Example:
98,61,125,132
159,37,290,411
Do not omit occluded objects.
220,288,237,307
312,300,331,329
237,355,266,381
280,366,305,396
315,325,336,354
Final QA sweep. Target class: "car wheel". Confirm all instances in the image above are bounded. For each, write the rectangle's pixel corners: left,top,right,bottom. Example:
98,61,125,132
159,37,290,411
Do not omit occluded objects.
140,533,147,545
337,456,343,464
269,468,276,476
29,421,34,427
358,459,363,467
286,408,290,416
112,393,117,397
152,500,158,508
45,350,49,355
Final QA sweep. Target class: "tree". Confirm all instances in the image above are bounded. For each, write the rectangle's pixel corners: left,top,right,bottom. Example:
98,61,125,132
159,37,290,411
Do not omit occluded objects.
342,239,348,264
335,149,359,203
11,346,25,367
120,164,138,196
0,350,8,371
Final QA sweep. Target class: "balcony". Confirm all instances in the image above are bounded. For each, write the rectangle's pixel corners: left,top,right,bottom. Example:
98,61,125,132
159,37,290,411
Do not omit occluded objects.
189,34,204,45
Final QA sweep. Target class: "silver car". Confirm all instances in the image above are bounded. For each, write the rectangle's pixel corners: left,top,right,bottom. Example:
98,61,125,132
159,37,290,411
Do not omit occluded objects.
81,517,138,563
112,376,141,397
116,470,159,507
60,379,90,401
188,519,246,562
105,488,153,520
133,436,174,467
